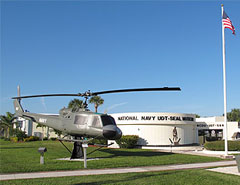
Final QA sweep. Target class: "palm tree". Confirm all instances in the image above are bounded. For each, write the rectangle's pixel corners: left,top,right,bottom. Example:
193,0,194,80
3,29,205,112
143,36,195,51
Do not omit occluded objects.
89,96,104,113
0,112,17,138
68,99,84,111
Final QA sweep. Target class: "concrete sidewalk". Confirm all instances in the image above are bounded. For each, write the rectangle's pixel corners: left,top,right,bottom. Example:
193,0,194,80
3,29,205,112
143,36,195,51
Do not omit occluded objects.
0,160,237,181
157,148,240,158
207,166,240,176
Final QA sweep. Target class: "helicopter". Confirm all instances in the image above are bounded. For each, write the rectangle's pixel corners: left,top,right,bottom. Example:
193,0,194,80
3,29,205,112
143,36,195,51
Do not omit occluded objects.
12,87,181,158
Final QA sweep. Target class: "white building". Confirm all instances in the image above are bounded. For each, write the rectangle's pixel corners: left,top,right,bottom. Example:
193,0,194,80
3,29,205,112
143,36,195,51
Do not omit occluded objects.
16,117,33,136
196,116,240,141
110,112,198,148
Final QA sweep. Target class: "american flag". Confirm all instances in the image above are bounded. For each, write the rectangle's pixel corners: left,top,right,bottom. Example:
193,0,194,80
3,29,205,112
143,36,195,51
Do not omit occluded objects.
222,10,235,35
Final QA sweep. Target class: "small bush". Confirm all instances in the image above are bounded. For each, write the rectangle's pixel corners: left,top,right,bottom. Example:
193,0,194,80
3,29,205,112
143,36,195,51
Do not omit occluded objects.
15,130,27,141
24,136,39,142
50,137,57,141
204,140,240,151
116,135,139,149
10,137,18,143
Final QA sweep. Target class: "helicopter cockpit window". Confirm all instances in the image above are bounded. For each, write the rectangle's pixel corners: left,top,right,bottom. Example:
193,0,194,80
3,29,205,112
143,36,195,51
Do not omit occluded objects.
101,115,116,126
74,115,88,125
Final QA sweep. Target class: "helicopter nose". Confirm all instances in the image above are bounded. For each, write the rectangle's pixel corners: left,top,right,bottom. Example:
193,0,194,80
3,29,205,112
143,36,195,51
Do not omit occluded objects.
103,125,122,140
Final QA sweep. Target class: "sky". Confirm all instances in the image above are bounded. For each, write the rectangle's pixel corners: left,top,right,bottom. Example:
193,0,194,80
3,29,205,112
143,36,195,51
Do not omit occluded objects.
1,0,240,117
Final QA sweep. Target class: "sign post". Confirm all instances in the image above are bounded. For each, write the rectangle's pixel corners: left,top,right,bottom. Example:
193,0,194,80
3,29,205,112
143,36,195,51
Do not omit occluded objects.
82,143,88,168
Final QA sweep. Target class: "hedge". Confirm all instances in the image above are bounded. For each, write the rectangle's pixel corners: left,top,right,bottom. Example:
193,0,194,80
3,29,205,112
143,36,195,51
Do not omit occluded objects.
23,136,40,142
116,135,139,148
10,137,18,143
204,140,240,151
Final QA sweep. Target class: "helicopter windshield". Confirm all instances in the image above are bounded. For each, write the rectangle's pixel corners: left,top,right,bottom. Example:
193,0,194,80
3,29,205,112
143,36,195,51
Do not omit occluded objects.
101,115,116,126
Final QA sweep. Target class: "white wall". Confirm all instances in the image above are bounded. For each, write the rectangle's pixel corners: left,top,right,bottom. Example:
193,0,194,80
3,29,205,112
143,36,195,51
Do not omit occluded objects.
111,112,197,146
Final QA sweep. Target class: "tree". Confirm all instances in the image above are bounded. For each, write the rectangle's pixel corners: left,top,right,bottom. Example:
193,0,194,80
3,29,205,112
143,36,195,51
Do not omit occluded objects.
89,96,104,113
227,109,240,122
68,99,84,111
0,112,18,138
195,114,200,118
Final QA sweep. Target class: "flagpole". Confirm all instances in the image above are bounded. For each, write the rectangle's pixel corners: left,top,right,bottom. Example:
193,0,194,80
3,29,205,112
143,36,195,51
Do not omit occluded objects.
221,4,228,156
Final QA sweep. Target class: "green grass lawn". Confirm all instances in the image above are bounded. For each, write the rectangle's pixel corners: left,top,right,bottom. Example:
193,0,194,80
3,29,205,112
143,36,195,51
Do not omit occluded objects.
0,139,224,174
1,169,240,185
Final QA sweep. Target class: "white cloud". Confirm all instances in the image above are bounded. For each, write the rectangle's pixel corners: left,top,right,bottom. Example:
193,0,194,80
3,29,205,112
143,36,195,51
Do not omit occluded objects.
105,102,128,113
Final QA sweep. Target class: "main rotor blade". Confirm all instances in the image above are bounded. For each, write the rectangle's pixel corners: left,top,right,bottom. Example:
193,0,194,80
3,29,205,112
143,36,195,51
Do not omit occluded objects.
92,87,181,96
12,93,82,99
12,87,181,99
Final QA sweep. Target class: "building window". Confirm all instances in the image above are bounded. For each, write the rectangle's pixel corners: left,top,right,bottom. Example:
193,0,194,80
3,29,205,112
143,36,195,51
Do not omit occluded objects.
18,121,23,129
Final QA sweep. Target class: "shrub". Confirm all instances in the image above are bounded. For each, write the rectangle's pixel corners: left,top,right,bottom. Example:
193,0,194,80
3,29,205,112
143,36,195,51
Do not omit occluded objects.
10,137,18,142
204,140,240,151
50,137,57,141
24,136,39,142
15,130,27,141
116,135,139,149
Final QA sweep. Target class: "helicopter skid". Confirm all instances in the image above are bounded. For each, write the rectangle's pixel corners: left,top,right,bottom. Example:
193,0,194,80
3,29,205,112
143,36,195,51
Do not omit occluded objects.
57,157,100,161
58,137,91,143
